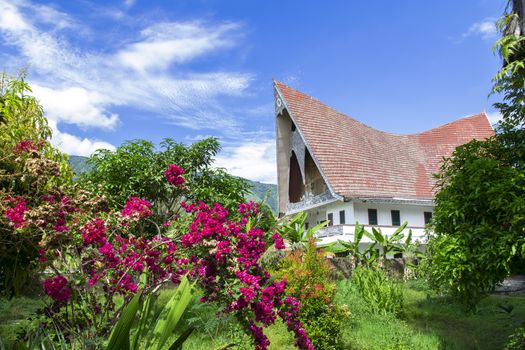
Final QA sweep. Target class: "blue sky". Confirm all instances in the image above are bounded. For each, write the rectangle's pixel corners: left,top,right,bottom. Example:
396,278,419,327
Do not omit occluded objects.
0,0,505,183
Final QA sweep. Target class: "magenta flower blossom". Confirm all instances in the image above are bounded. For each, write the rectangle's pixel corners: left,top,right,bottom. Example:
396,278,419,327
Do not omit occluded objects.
164,164,185,186
43,275,71,302
5,196,28,229
81,218,106,246
121,197,152,219
13,140,37,153
272,233,286,250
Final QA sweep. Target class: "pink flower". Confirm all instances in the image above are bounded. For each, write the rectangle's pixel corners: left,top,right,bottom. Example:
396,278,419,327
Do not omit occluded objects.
121,197,152,219
13,140,37,153
164,164,185,186
5,197,28,229
81,219,106,246
43,275,71,302
38,249,48,263
272,233,285,250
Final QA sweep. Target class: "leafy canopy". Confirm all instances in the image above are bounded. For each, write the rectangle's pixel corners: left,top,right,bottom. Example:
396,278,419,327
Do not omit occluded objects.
79,137,251,221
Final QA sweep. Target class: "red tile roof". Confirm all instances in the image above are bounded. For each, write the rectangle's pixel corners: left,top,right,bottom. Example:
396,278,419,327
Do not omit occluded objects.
275,81,495,200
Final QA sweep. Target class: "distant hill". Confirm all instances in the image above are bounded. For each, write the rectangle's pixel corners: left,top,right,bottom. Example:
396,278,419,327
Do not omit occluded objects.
68,155,278,214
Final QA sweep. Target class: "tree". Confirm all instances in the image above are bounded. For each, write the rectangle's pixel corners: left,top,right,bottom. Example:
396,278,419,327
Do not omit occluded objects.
426,1,525,308
0,72,73,296
78,138,252,233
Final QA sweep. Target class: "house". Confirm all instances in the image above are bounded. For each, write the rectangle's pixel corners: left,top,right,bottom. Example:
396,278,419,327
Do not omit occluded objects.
274,80,494,246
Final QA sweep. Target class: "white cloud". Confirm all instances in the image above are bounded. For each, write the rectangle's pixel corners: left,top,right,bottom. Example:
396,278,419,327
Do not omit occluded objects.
47,120,115,156
462,18,497,40
215,141,277,184
0,0,254,150
32,84,119,129
0,1,30,31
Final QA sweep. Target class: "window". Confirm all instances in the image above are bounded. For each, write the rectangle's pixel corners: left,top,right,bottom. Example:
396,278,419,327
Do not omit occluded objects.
305,222,309,230
368,209,378,225
391,210,400,226
424,211,433,225
327,213,333,226
394,252,403,259
339,210,345,225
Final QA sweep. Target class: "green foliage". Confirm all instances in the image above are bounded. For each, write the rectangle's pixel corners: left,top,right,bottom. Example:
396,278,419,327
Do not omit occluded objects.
351,266,404,316
426,139,525,308
426,5,525,308
0,72,72,297
276,212,327,248
107,276,194,350
78,138,251,226
276,240,348,350
506,323,525,350
364,222,407,260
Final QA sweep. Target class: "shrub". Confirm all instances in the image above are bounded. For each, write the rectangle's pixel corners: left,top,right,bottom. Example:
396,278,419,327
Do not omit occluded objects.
351,266,403,316
276,240,349,350
506,323,525,350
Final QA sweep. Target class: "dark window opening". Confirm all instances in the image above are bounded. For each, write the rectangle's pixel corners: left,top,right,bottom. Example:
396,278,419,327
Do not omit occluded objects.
288,151,304,203
339,210,345,225
305,222,309,230
291,122,296,131
424,212,433,225
368,209,378,225
327,213,333,226
394,252,403,259
391,210,401,226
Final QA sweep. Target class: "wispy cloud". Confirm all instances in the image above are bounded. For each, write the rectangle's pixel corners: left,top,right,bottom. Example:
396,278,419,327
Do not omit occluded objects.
117,21,241,72
461,18,497,40
0,0,254,156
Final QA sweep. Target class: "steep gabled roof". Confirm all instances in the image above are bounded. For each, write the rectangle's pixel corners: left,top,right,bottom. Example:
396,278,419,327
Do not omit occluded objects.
275,80,495,200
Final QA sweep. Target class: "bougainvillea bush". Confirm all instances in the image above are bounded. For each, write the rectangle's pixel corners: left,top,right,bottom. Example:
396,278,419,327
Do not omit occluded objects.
4,159,313,349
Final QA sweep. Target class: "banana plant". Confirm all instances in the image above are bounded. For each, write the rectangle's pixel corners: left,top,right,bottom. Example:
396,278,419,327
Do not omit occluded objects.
363,222,408,260
276,211,328,249
107,275,194,350
322,222,379,267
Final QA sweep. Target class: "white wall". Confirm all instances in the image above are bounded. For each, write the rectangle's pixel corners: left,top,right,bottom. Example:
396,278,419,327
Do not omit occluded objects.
320,201,433,228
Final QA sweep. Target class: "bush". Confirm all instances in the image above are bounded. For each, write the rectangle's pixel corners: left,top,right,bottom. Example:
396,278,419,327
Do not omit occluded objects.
506,323,525,350
276,240,349,350
351,266,403,316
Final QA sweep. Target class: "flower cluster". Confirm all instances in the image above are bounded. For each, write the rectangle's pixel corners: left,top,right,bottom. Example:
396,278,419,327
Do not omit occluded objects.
121,197,152,220
272,233,286,250
37,193,79,233
83,233,184,295
81,218,107,246
164,164,185,186
32,164,313,349
43,275,71,302
280,297,314,350
180,200,313,349
13,140,38,153
5,196,28,229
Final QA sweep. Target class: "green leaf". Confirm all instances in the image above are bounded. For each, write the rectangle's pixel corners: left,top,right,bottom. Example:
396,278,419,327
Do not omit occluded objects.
107,292,142,350
167,327,195,350
150,276,193,350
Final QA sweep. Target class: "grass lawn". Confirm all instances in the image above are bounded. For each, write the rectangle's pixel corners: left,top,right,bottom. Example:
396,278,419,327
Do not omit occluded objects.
1,280,524,349
337,279,525,350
